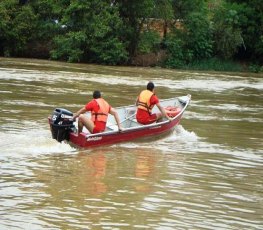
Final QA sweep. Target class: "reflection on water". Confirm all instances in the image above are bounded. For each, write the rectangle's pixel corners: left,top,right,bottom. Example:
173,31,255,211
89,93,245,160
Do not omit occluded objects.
135,150,155,178
0,58,263,229
134,148,157,193
78,151,108,195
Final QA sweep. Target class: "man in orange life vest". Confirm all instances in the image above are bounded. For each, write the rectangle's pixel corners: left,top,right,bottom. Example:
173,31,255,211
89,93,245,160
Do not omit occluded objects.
73,90,122,134
136,82,172,124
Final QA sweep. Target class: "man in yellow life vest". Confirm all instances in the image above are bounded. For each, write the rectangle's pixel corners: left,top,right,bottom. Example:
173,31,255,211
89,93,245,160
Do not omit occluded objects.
73,90,122,134
136,82,172,124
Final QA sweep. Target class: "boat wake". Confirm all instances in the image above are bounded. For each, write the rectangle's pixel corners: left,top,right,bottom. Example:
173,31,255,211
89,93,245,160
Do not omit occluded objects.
117,125,199,152
1,122,198,159
8,121,259,164
1,125,75,159
167,125,198,142
153,125,199,152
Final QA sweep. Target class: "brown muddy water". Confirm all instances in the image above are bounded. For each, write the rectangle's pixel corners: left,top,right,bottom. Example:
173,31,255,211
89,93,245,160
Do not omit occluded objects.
0,58,263,229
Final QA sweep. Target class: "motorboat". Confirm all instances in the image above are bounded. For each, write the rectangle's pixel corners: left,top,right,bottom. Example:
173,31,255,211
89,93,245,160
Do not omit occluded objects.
48,95,191,148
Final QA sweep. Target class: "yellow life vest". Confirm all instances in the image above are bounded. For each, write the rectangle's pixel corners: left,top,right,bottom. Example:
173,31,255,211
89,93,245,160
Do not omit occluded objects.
91,98,110,123
137,90,154,113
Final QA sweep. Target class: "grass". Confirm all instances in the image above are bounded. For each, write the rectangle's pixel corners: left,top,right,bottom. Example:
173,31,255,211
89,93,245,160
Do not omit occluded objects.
185,58,244,72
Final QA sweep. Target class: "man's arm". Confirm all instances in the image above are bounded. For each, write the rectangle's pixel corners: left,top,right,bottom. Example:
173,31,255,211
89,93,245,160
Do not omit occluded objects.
109,107,122,131
73,106,86,120
156,103,172,121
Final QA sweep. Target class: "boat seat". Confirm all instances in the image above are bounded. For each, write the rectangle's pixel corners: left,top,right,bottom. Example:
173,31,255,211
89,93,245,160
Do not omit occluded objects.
106,124,119,131
125,118,143,128
125,108,136,119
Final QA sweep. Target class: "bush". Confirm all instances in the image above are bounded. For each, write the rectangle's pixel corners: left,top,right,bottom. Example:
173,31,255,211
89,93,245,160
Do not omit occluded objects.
50,32,86,62
89,37,128,65
137,30,161,54
187,58,243,72
212,3,244,59
164,11,213,68
248,64,263,73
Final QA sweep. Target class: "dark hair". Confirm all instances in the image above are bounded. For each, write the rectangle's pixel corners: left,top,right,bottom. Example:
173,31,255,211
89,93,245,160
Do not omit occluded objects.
147,81,155,91
93,90,101,99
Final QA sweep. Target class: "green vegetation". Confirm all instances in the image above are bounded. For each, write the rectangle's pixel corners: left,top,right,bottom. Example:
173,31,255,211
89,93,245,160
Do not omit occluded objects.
0,0,262,72
183,58,243,72
138,31,161,54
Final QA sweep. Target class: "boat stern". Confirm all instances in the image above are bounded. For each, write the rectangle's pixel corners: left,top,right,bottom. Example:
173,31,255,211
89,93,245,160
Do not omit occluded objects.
49,108,75,142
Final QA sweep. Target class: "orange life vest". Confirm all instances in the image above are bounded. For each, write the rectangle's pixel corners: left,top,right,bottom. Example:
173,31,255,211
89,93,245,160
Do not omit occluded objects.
91,98,110,123
137,90,154,113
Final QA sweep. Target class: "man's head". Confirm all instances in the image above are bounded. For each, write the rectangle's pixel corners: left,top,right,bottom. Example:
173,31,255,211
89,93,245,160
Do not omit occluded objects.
147,82,155,91
93,90,101,99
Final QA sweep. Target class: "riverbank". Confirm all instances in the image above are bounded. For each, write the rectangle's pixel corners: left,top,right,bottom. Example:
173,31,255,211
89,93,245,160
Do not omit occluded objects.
1,56,262,74
131,52,263,73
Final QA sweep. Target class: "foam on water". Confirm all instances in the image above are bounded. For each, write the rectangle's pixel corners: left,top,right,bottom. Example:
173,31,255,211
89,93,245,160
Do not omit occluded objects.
3,100,51,107
0,122,75,159
173,126,262,162
118,125,199,151
166,125,199,143
118,124,263,165
159,77,263,92
1,67,263,93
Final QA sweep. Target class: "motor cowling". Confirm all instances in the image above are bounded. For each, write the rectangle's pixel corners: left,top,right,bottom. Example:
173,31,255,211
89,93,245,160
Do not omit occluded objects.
49,108,74,142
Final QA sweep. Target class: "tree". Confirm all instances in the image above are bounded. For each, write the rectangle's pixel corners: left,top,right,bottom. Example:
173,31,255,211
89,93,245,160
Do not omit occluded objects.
51,0,128,64
29,0,67,40
0,0,37,56
227,0,263,63
172,0,207,19
19,0,28,5
164,0,213,67
153,0,173,40
212,2,244,59
115,0,155,57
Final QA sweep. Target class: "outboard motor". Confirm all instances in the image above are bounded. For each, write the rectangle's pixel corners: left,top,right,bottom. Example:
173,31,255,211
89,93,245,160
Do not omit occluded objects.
49,108,74,142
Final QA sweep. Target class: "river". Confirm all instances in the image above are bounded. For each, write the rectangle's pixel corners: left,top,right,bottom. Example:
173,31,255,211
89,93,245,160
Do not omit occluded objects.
0,58,262,229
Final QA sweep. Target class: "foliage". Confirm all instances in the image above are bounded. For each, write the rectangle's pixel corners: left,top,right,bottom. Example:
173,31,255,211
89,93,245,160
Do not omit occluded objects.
172,0,207,19
0,0,37,56
248,64,263,73
164,35,190,68
88,37,129,65
184,11,213,60
50,31,86,62
51,0,128,64
116,0,155,57
29,0,66,40
164,9,213,68
227,0,263,63
0,1,11,55
212,2,244,59
0,0,262,70
137,30,161,54
153,0,173,20
187,57,243,72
